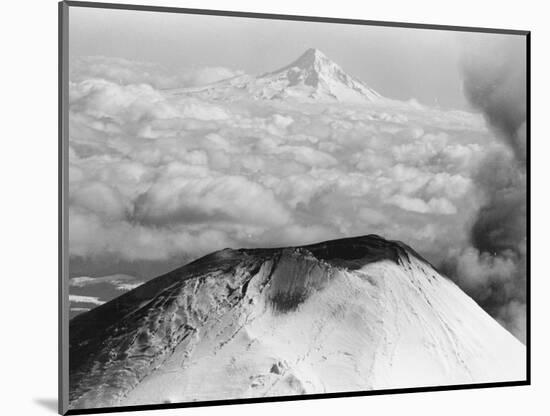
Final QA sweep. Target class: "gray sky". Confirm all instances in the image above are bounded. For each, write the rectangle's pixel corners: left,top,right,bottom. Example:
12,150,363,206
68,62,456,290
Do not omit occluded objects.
69,6,522,109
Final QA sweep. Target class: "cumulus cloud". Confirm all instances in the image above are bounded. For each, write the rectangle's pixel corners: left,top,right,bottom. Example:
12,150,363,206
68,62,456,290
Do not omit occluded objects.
69,206,237,261
70,274,142,291
68,54,524,341
134,171,292,227
388,195,457,215
69,75,492,267
70,56,243,89
69,79,230,131
496,301,527,346
69,295,104,306
445,247,518,292
69,274,145,317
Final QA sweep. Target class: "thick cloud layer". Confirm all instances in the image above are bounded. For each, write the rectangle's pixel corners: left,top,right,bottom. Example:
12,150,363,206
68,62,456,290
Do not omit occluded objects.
68,52,526,341
70,56,243,89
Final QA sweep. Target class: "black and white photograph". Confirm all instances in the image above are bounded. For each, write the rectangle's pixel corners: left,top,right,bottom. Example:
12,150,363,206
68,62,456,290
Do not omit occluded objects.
61,2,528,413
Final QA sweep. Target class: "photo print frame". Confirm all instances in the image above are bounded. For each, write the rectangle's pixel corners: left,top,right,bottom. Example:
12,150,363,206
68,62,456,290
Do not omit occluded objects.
59,1,530,414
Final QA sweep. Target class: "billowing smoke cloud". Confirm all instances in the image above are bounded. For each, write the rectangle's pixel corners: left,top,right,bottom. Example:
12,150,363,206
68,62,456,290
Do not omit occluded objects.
443,37,527,342
462,39,527,163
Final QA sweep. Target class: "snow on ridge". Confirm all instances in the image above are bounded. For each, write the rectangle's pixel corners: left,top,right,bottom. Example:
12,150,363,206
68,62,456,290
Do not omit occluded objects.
68,235,525,409
168,48,381,102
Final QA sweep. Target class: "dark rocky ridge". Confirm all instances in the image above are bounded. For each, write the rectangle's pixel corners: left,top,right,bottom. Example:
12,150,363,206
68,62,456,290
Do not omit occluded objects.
69,234,432,339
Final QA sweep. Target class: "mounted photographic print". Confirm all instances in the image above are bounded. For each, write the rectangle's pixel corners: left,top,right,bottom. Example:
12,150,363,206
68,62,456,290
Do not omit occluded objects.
59,1,530,414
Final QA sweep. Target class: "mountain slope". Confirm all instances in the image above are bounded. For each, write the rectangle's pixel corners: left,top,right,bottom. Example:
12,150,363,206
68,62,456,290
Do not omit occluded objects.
68,235,525,409
169,48,381,102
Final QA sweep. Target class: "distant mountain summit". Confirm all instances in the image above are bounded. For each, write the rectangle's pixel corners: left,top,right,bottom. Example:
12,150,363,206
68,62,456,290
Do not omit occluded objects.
69,235,524,409
256,48,381,101
170,48,381,102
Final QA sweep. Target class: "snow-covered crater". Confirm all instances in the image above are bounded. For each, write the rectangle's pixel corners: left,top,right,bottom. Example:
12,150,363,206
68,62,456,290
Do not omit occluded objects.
68,235,525,409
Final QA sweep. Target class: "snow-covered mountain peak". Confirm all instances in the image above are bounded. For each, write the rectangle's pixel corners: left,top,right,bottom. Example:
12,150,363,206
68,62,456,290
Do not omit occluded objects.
68,235,525,409
169,48,381,102
274,48,332,73
255,48,381,101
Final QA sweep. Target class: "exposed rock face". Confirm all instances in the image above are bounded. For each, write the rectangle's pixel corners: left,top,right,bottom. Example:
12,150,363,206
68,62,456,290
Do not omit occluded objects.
69,235,525,410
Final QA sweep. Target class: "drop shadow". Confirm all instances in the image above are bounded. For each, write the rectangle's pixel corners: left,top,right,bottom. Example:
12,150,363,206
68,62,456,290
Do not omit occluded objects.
34,398,58,413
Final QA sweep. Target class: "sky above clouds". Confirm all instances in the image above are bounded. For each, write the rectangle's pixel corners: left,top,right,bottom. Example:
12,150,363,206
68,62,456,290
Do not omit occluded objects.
69,6,522,109
67,7,527,341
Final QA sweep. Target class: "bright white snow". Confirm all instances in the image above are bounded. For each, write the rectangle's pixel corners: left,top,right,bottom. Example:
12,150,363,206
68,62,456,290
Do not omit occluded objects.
123,257,524,405
169,48,380,102
69,245,525,409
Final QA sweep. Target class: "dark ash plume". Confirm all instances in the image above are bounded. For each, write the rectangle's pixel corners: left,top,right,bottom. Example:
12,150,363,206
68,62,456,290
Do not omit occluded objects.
462,39,527,163
444,37,527,342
